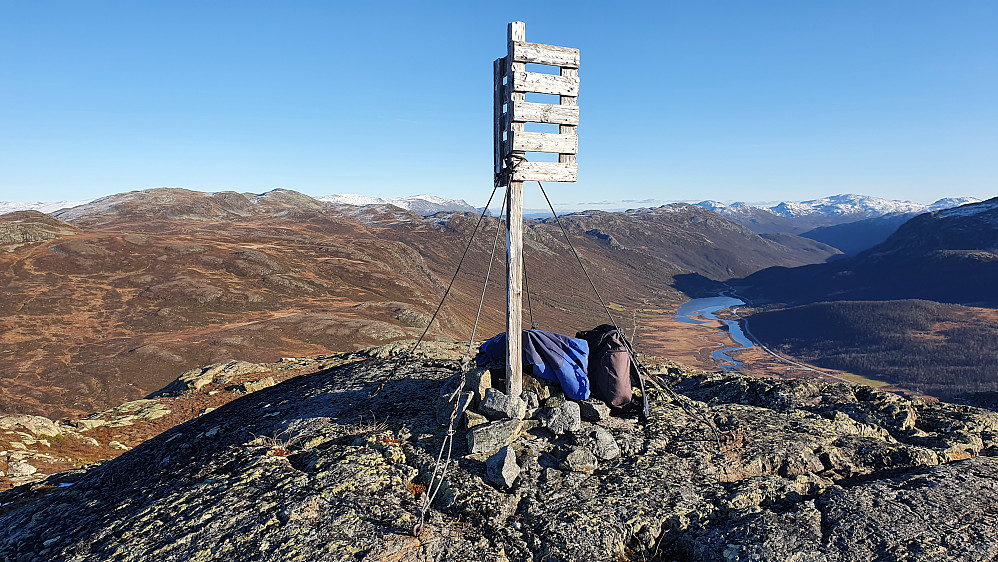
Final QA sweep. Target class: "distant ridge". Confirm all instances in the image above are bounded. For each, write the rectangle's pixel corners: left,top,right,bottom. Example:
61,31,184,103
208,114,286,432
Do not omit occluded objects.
317,193,476,215
0,191,477,219
0,200,92,214
697,193,980,220
734,195,998,307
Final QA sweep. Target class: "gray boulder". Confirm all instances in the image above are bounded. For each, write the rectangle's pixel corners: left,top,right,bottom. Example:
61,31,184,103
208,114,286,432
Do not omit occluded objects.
467,419,524,455
590,427,621,460
8,460,37,477
465,368,492,406
562,446,599,472
486,446,520,488
579,399,611,422
479,388,527,420
546,401,582,436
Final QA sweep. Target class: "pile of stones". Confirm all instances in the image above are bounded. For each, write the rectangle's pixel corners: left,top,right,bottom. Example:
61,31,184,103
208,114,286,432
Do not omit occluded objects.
433,366,623,489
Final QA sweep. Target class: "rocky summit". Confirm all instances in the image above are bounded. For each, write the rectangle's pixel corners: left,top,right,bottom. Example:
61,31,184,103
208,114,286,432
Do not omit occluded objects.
2,348,998,561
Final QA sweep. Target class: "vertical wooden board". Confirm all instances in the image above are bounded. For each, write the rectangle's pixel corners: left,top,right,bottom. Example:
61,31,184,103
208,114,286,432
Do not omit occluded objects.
559,67,579,167
494,57,505,180
506,21,525,396
506,182,523,398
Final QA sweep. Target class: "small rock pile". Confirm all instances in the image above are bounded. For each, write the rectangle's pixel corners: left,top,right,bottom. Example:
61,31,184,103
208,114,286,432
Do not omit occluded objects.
433,366,623,490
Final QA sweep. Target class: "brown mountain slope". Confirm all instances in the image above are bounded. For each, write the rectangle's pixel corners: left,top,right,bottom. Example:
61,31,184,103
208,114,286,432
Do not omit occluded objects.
1,188,838,418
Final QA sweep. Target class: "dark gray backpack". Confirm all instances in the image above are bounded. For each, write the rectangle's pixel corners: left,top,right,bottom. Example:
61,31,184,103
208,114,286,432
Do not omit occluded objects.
576,324,649,417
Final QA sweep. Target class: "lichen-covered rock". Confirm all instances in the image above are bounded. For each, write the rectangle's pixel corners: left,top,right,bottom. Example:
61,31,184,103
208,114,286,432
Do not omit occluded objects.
561,446,598,472
0,415,61,437
435,390,473,427
588,427,621,460
486,446,520,489
3,357,998,562
522,373,553,401
479,388,526,421
464,410,488,429
153,360,268,396
240,376,277,394
467,419,524,454
579,399,611,421
545,400,581,435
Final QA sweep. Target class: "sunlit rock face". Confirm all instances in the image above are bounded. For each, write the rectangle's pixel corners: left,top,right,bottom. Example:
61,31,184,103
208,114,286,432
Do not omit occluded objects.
2,352,997,561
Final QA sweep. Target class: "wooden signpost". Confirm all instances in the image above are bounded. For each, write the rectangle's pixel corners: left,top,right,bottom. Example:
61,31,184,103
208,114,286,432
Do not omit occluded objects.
494,22,580,397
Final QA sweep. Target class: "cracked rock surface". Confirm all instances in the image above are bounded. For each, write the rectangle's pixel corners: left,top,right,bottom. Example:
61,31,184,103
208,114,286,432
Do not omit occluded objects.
1,356,997,561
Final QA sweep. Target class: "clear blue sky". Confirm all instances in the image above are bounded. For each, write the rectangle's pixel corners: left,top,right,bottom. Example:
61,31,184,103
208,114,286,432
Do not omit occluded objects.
1,1,995,208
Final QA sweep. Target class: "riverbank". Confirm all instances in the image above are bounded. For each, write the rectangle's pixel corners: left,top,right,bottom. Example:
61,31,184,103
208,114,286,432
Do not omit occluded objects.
636,295,902,392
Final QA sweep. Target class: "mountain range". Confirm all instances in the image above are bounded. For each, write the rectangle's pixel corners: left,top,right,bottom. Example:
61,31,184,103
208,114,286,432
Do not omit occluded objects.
732,196,998,398
3,189,998,560
734,196,998,307
695,194,981,257
315,193,477,214
0,191,477,218
697,194,979,225
0,187,839,419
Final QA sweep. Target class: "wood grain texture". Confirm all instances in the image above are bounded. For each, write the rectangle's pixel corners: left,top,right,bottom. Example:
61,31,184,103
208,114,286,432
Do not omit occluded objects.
559,67,579,166
511,161,578,182
510,71,580,96
511,41,580,68
506,21,525,396
509,101,579,125
511,131,578,154
505,182,523,398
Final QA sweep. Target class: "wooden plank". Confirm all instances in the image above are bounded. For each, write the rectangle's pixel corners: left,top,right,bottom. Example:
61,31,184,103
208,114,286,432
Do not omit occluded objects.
506,20,525,398
510,71,579,96
511,41,580,68
505,182,523,397
512,161,578,182
509,101,579,125
494,57,506,180
511,131,578,154
559,67,578,167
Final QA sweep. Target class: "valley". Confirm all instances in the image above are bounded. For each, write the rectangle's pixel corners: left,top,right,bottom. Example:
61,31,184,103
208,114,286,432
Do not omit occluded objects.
1,188,840,420
1,188,994,494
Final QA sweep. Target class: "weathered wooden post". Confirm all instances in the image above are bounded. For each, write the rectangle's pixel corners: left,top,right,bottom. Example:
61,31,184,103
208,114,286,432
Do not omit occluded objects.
494,21,580,397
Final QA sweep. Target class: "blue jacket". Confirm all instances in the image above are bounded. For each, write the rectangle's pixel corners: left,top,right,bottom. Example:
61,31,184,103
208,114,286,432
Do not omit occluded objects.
476,330,590,400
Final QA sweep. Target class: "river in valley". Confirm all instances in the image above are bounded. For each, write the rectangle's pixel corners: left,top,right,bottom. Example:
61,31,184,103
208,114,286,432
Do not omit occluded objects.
673,295,754,370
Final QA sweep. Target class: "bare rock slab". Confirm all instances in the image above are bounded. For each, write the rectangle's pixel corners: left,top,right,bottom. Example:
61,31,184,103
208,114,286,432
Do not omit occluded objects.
468,420,524,455
240,377,277,394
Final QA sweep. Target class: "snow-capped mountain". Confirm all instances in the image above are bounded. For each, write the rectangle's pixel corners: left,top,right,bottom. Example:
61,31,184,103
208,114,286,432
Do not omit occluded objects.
697,194,980,220
769,194,980,218
0,200,92,215
317,194,476,215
